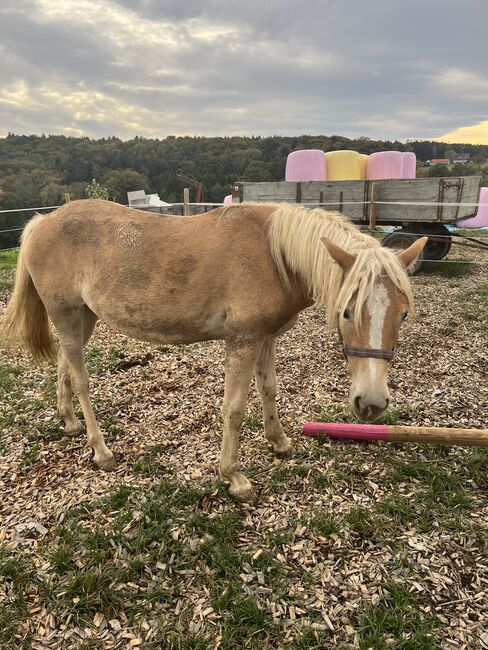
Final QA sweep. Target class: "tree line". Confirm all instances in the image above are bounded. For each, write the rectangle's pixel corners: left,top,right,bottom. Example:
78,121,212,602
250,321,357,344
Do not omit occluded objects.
1,133,487,248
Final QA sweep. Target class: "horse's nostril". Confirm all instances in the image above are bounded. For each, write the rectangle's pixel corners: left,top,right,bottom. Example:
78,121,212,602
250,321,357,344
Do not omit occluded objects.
354,395,362,412
385,398,390,409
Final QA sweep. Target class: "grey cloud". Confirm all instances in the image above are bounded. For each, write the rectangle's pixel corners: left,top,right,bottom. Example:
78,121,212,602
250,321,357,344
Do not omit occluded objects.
1,0,487,140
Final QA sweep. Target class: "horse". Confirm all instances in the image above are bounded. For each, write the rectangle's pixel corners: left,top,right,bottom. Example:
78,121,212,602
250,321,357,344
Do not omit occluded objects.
1,200,426,501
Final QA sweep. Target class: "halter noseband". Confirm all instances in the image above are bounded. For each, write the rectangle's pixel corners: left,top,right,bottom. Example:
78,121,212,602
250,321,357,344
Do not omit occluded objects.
342,344,394,361
337,327,395,362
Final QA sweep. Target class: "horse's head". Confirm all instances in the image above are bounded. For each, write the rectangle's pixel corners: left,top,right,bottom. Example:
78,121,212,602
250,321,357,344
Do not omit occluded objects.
321,236,427,422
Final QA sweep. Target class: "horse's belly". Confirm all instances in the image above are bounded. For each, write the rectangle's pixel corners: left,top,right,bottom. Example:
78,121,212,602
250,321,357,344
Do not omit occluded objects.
92,303,227,345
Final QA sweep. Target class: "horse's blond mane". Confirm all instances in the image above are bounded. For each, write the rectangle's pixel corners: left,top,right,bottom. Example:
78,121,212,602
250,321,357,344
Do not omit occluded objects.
267,204,415,328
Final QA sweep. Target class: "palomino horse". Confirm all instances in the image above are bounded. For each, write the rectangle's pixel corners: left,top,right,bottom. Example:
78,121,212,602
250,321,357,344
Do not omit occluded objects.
2,200,426,501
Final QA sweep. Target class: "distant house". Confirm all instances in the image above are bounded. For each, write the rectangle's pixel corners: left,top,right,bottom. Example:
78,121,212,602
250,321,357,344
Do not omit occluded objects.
452,153,470,164
427,158,450,166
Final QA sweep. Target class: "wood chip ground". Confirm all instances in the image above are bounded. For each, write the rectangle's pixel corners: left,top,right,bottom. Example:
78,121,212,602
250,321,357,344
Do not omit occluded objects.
0,244,487,649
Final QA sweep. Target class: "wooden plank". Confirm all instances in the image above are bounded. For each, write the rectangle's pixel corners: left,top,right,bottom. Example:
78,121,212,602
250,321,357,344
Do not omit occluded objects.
237,181,298,203
236,177,482,225
372,177,481,223
238,180,369,221
300,181,368,221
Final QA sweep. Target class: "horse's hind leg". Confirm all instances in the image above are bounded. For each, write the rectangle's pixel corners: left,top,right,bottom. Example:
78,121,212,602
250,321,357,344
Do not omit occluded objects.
57,307,98,436
57,353,82,435
52,305,114,470
255,339,293,457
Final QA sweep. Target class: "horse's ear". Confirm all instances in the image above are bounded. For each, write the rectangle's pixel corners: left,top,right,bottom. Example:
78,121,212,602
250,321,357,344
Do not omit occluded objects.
398,236,428,269
321,237,356,272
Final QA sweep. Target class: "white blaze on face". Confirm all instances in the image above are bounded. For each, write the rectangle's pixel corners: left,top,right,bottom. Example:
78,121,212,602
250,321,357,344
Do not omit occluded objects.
366,284,390,384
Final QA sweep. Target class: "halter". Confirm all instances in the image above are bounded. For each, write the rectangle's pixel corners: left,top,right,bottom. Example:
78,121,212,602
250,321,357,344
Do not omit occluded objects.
342,344,394,361
337,326,395,362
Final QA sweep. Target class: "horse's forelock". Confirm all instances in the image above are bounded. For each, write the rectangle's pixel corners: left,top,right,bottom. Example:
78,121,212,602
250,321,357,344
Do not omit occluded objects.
335,247,415,331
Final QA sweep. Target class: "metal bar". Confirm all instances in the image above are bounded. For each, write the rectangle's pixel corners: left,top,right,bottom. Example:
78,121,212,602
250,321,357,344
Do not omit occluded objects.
0,227,24,234
0,206,61,214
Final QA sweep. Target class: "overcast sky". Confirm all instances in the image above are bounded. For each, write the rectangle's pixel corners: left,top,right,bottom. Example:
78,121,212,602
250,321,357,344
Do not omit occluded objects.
1,0,487,143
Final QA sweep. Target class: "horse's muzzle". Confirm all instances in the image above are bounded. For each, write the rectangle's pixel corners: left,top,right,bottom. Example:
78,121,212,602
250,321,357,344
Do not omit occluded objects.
352,395,389,422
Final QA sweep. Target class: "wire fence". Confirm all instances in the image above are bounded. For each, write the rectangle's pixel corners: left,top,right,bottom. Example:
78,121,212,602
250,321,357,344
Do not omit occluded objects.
2,199,488,216
0,201,487,260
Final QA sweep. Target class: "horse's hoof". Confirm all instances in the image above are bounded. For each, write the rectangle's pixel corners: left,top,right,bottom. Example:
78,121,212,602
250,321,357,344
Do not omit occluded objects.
96,455,116,471
229,482,256,504
274,437,293,458
64,423,84,437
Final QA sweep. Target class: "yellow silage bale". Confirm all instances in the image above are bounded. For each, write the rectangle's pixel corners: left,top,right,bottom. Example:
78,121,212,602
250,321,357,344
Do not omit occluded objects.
358,154,368,179
324,150,364,180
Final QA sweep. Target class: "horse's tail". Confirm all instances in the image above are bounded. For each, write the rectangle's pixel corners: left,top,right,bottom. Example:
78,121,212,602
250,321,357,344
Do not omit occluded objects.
1,214,56,363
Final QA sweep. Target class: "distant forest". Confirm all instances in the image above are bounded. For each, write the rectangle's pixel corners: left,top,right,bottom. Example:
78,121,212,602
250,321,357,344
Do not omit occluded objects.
1,133,488,248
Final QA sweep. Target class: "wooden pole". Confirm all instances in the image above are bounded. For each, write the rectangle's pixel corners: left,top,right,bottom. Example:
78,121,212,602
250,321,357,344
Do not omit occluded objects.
64,193,71,203
369,182,379,230
303,422,488,448
183,188,190,216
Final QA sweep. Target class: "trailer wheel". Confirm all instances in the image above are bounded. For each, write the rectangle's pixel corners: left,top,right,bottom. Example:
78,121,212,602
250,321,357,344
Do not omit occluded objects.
381,231,425,274
410,224,452,261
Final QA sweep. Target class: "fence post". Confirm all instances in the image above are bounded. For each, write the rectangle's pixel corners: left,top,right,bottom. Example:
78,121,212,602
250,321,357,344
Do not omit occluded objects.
369,183,379,230
183,188,190,216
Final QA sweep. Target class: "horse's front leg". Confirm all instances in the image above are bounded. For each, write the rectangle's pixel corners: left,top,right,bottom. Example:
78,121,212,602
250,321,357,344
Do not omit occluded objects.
220,341,263,502
255,339,293,457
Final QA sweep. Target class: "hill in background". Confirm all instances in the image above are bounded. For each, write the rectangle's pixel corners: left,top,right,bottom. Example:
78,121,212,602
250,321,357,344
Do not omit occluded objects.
1,133,487,248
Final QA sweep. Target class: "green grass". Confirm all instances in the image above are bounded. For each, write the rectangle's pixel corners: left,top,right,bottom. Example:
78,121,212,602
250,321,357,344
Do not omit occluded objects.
0,249,18,271
383,456,480,533
0,250,18,294
453,282,488,328
243,413,263,430
0,547,35,647
356,581,440,649
315,403,422,426
0,364,24,393
451,228,488,236
218,594,277,649
132,443,175,476
419,260,475,278
309,512,339,537
346,506,382,539
0,457,484,647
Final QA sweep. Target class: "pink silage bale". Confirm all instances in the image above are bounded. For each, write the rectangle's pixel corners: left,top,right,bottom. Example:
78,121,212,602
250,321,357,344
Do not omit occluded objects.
367,151,404,180
457,187,488,228
285,150,327,181
402,152,417,179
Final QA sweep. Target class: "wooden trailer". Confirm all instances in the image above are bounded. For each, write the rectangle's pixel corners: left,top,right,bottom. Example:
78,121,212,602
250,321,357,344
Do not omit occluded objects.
231,176,483,270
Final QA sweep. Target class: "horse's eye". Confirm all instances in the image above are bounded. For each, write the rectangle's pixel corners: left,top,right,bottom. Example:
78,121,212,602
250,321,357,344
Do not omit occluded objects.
343,308,351,319
402,312,408,321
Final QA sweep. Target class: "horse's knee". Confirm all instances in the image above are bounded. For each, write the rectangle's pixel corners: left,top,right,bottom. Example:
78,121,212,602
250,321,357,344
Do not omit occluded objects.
71,373,89,395
222,403,246,427
261,383,277,401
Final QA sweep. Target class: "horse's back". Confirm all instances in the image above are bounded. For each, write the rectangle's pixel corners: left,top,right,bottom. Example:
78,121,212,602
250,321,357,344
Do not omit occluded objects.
23,201,302,345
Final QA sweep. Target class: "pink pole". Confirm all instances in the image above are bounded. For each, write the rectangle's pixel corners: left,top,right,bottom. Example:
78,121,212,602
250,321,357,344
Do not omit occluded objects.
303,422,390,441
